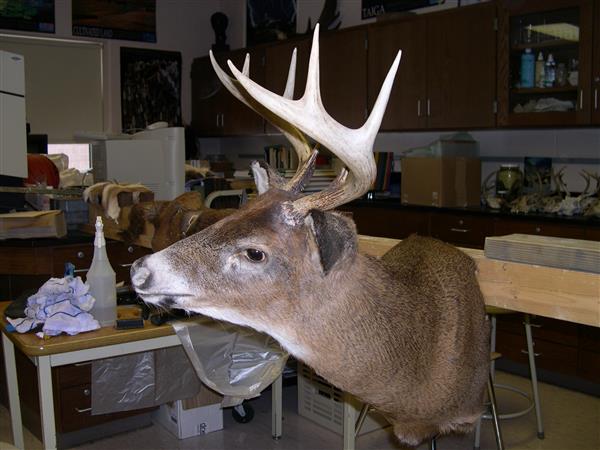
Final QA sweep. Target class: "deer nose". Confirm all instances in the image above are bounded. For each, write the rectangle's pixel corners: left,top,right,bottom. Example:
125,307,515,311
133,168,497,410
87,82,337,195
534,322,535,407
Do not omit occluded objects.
131,256,152,290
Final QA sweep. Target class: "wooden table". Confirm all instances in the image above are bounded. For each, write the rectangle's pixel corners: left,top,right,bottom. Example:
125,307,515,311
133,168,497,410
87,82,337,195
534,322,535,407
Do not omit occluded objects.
0,304,283,450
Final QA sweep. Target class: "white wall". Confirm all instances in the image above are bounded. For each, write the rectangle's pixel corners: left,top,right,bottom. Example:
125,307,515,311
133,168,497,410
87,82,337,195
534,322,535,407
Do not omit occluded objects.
2,0,221,133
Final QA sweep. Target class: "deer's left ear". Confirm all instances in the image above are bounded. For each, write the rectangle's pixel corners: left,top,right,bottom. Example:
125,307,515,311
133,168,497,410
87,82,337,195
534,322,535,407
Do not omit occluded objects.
251,161,287,195
306,210,358,275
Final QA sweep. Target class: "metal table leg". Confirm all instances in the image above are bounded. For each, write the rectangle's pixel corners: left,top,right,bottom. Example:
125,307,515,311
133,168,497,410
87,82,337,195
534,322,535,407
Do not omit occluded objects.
37,355,57,450
343,393,357,450
271,373,283,439
2,333,24,450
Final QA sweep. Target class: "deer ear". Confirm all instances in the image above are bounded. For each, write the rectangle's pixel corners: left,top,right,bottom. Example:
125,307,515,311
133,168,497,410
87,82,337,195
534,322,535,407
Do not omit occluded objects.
251,160,288,195
306,210,357,275
251,161,270,194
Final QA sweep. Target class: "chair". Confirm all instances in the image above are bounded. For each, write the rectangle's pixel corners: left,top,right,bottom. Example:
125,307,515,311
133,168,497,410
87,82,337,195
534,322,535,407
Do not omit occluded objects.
474,307,545,449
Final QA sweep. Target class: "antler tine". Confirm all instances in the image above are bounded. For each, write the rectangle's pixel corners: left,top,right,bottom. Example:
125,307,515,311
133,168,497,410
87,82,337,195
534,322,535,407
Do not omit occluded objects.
579,170,592,197
209,48,313,174
228,24,402,212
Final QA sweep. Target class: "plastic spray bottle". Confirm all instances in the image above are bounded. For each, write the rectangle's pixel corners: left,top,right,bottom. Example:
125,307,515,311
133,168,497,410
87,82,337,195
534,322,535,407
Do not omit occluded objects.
87,216,117,327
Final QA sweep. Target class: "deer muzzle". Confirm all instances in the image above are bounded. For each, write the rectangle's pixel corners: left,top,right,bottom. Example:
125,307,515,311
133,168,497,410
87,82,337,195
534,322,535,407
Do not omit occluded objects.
130,254,193,307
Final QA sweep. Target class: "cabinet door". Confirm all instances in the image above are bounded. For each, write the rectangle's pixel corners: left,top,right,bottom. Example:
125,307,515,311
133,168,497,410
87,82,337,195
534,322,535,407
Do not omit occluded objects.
264,37,311,133
367,18,427,130
191,55,223,136
222,48,266,135
592,0,600,124
497,0,594,126
319,28,368,128
426,2,497,129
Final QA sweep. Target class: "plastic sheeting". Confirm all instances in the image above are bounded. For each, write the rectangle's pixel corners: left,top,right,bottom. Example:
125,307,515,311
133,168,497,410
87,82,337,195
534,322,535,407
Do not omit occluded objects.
172,319,288,407
91,317,288,414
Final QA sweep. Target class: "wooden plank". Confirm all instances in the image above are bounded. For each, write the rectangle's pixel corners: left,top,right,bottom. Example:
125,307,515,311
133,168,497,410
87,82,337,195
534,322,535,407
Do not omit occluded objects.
358,235,600,328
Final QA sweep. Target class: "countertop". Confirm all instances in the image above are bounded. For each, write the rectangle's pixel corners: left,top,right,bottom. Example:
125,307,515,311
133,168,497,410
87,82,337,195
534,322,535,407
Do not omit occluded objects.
345,198,600,227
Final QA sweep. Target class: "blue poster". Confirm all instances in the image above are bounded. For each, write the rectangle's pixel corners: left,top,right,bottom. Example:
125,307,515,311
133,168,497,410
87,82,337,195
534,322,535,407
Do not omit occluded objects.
0,0,55,33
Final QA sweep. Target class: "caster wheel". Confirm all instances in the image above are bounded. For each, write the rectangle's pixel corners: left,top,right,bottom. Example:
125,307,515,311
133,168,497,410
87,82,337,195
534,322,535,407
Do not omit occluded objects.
232,403,254,423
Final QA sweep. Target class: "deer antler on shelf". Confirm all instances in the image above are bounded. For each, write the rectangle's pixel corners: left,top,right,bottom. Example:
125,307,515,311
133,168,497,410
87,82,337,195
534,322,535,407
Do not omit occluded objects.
210,25,402,217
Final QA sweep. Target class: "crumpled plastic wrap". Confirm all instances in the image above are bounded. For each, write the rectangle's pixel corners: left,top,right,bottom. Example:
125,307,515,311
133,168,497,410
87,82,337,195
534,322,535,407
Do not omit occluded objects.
172,319,288,407
91,318,288,414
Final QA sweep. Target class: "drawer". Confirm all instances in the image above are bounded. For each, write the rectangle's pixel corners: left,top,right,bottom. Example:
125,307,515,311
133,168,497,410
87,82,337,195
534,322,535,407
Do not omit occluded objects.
430,213,492,248
58,384,156,433
493,218,586,240
579,325,600,353
495,330,578,376
578,350,600,383
585,227,600,241
55,362,91,388
52,244,94,277
107,243,152,284
342,206,429,239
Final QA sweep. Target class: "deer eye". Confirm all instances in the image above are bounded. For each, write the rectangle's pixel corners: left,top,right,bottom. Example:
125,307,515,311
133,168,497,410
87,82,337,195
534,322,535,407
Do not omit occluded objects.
245,248,266,263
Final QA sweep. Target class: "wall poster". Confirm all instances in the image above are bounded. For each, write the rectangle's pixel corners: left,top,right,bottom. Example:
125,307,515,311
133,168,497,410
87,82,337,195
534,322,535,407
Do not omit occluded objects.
72,0,156,42
362,0,445,19
0,0,55,33
120,47,182,133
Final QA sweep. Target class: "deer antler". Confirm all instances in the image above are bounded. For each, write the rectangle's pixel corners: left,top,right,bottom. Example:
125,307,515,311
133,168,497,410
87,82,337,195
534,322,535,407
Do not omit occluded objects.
224,24,402,214
209,48,313,193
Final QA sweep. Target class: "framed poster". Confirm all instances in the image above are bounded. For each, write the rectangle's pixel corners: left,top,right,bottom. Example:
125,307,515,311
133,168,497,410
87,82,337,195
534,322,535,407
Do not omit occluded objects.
362,0,445,19
120,48,182,132
246,0,297,47
73,0,156,42
0,0,55,33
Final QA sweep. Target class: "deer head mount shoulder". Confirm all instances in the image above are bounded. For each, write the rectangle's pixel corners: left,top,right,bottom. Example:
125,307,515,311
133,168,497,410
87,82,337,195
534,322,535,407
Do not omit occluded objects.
131,26,489,448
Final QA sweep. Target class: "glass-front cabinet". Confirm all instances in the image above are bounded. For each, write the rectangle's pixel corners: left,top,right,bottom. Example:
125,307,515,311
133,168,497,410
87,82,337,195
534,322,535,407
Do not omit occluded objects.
497,0,594,126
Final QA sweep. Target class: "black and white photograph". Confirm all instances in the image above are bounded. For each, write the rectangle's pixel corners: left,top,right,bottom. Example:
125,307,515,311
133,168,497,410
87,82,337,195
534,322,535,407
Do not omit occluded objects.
120,47,182,132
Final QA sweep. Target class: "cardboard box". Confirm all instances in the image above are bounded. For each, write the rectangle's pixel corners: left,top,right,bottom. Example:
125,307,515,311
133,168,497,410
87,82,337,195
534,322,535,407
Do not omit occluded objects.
0,210,67,239
401,157,481,207
153,387,224,439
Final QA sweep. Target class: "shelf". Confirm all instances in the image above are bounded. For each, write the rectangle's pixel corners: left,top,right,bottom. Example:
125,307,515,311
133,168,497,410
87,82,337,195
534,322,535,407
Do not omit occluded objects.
511,86,578,95
511,39,579,52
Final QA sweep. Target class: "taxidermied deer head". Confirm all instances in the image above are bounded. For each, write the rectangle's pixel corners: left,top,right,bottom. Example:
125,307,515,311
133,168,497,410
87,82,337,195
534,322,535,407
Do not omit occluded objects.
132,26,489,448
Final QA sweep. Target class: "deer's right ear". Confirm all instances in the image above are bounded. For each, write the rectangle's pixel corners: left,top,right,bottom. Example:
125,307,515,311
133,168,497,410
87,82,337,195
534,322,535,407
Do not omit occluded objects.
251,161,287,195
306,210,357,275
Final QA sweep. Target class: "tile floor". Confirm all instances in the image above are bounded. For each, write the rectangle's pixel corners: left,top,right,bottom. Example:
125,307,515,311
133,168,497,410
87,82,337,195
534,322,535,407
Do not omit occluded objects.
1,371,598,450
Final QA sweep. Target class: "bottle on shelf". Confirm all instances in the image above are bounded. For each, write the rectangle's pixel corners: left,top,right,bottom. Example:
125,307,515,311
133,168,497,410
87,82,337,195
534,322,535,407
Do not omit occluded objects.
87,216,117,327
544,53,556,88
556,63,567,87
535,52,545,88
520,48,535,88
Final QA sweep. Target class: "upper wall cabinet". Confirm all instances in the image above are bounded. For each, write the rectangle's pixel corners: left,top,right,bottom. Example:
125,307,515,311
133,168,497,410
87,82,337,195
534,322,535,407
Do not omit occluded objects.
319,27,369,129
497,0,594,127
263,36,311,134
368,2,497,131
266,27,368,129
191,48,265,136
592,0,600,124
368,17,427,130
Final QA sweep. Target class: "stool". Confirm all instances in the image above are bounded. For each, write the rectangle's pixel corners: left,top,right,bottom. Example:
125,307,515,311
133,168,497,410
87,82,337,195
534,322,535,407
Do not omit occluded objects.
474,307,545,449
355,369,504,450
